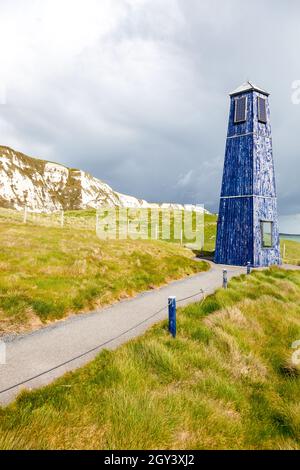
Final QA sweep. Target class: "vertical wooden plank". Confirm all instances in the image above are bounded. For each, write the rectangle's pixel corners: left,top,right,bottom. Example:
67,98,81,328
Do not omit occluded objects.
215,85,281,267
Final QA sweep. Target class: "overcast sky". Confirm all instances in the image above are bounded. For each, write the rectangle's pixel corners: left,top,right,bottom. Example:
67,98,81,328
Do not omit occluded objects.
0,0,299,231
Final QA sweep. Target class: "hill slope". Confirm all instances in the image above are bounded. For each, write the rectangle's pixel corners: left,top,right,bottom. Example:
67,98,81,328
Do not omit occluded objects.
0,146,208,213
0,146,149,212
0,220,209,335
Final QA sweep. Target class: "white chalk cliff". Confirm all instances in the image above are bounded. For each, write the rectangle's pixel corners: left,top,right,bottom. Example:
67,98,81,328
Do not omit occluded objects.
0,146,208,213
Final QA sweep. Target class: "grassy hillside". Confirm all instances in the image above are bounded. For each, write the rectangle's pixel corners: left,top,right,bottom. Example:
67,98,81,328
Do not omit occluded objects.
0,206,298,335
281,239,300,266
0,220,209,335
0,206,215,247
2,208,300,265
200,213,217,254
0,268,299,449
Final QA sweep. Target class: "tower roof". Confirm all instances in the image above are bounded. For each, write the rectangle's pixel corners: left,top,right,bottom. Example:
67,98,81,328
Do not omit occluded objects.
229,81,269,97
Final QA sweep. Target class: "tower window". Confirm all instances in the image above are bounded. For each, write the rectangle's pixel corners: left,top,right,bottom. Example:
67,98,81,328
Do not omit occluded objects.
234,96,247,123
258,96,267,123
261,221,273,248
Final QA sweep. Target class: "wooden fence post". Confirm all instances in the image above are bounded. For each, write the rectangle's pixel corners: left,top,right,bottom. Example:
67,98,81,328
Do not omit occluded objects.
247,262,251,275
223,269,228,289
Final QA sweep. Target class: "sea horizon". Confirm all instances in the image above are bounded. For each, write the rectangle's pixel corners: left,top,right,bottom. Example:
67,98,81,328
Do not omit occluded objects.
280,233,300,242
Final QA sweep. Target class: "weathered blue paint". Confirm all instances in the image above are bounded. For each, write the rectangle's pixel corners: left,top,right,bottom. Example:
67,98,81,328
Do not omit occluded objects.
215,84,281,267
168,296,176,337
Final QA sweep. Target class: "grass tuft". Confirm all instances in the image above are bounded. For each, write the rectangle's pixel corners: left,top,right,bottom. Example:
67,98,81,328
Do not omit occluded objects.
0,221,209,334
0,268,300,449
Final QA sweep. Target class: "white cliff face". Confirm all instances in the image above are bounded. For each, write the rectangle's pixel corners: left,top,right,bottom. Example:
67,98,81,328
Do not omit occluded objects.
116,192,150,208
80,171,121,208
0,146,210,213
0,147,126,212
0,148,65,211
44,162,69,185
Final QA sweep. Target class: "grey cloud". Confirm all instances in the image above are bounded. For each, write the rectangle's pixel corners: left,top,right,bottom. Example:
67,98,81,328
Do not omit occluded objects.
0,0,299,225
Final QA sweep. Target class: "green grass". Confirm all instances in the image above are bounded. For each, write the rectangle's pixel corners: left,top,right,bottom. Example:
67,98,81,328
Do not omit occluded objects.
281,239,300,266
0,220,209,335
0,207,213,248
202,213,217,250
2,207,300,266
0,268,299,449
0,206,299,335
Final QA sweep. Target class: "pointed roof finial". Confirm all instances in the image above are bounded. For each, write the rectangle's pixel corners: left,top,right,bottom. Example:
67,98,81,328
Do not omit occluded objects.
230,81,269,97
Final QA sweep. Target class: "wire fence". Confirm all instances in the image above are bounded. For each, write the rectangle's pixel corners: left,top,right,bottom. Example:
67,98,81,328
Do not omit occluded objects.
0,206,205,248
0,289,206,396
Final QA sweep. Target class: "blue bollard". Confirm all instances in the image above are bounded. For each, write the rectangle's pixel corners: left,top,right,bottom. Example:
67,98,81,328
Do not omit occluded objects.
223,269,228,289
247,262,251,275
168,296,176,338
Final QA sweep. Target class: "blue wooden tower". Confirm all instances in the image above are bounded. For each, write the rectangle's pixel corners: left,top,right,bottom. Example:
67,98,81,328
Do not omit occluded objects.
215,81,281,267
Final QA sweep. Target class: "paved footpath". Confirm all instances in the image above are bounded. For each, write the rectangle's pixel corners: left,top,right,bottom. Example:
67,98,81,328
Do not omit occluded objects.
0,262,298,405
